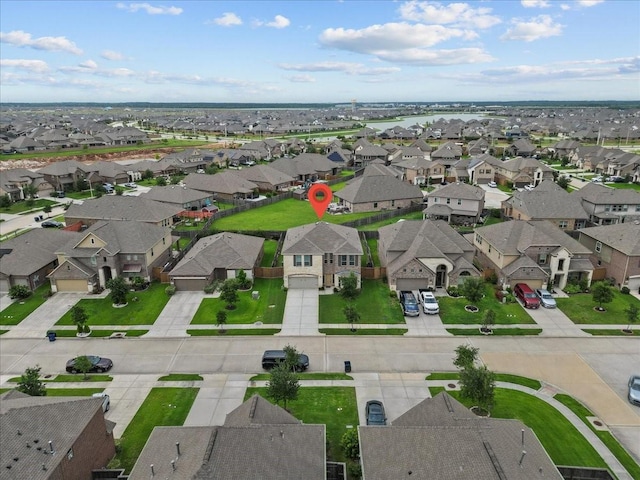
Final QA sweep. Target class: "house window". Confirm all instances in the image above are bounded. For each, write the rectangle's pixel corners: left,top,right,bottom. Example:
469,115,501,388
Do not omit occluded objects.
475,234,482,245
539,253,547,265
151,248,154,257
303,255,312,266
636,205,640,212
91,256,97,266
294,255,302,266
324,253,333,264
558,259,565,270
595,241,602,253
90,238,95,244
457,199,462,205
373,202,378,208
163,238,166,245
434,198,438,203
103,257,107,262
391,200,395,207
559,221,568,228
446,198,451,204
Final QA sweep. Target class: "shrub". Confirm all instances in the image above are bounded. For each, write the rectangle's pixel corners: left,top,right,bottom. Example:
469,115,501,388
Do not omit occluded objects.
9,285,31,300
341,428,360,460
621,286,630,295
485,271,498,285
563,283,582,294
447,285,460,297
165,285,176,296
389,290,397,298
204,283,216,294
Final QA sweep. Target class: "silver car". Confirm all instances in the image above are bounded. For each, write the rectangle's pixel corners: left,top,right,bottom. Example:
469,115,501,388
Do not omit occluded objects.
629,375,640,407
535,289,557,308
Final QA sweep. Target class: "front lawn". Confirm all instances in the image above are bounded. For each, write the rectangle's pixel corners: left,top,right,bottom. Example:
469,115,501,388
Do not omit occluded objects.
191,278,285,324
244,387,358,463
357,210,425,231
47,374,113,382
111,387,199,473
186,328,281,335
607,182,640,191
210,198,380,231
46,388,106,396
556,291,640,324
426,372,541,390
51,329,148,337
439,284,535,324
446,327,542,336
583,329,640,336
319,279,406,324
319,328,408,335
55,282,170,326
0,284,51,325
158,374,203,381
0,198,58,214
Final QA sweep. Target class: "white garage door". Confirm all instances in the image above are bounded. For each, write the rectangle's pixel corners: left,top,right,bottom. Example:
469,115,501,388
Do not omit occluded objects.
288,276,318,289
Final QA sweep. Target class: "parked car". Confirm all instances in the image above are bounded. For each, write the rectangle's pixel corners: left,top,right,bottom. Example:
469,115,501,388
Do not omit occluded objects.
365,400,386,425
487,181,497,188
628,375,640,406
399,291,420,317
534,289,557,309
591,176,603,183
419,290,440,314
513,283,540,309
524,184,534,191
41,220,64,228
92,392,111,412
123,182,137,188
66,355,113,373
261,350,309,371
609,175,625,183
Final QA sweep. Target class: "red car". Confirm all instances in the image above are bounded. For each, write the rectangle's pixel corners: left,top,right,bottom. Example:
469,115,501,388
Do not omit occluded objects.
514,283,540,309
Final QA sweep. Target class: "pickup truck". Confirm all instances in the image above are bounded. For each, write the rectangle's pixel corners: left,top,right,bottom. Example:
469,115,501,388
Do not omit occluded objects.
399,291,420,317
419,289,440,314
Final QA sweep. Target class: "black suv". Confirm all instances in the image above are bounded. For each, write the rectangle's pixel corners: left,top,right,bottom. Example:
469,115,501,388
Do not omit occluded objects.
262,350,309,371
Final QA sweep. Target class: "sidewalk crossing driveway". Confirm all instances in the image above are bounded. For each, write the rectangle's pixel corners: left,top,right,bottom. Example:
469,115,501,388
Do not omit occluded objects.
146,291,206,337
3,293,86,338
523,303,589,337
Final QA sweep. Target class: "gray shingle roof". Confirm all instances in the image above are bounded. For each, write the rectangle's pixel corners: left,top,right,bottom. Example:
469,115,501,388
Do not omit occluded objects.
428,182,485,201
282,222,363,256
65,196,183,223
182,171,258,195
572,182,640,204
579,222,640,255
235,164,295,186
336,175,423,204
503,181,588,220
0,229,80,276
140,185,212,205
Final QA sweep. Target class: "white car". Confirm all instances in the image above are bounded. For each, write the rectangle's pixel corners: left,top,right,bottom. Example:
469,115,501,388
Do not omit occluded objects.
524,184,534,191
487,181,497,188
591,176,603,183
420,290,440,314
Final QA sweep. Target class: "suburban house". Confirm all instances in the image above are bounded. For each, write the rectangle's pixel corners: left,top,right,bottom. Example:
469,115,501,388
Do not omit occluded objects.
168,232,264,291
335,175,423,213
182,171,259,201
423,183,485,225
430,141,463,167
491,157,554,188
128,395,328,480
64,196,183,228
0,168,51,201
351,140,389,168
571,183,640,226
359,391,562,480
281,222,363,289
140,185,216,210
48,220,172,292
474,220,594,290
37,159,92,192
159,148,224,172
235,164,296,192
378,219,480,291
391,157,433,185
501,180,589,230
0,229,78,293
506,138,537,157
551,139,581,159
467,138,490,155
0,391,116,480
449,158,471,183
467,153,498,185
578,222,640,290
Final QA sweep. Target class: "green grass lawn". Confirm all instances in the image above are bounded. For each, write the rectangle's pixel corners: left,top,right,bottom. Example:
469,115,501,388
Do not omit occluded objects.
191,278,285,324
55,282,170,326
158,374,203,381
244,387,358,463
51,329,148,337
46,374,113,382
607,182,640,191
112,387,199,473
357,210,425,231
320,328,408,335
430,388,607,469
446,327,542,336
365,238,380,266
0,198,58,215
426,372,542,390
439,285,535,324
260,239,279,267
0,284,51,325
210,198,380,231
187,328,281,335
319,279,406,324
556,291,640,324
583,329,640,336
45,387,106,396
554,394,640,479
0,330,7,335
249,373,353,381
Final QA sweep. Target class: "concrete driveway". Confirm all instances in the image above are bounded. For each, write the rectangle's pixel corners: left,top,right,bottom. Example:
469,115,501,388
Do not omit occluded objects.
277,289,321,336
521,302,590,337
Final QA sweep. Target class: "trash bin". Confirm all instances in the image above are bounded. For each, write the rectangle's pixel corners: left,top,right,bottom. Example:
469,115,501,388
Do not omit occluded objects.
39,215,44,221
47,331,56,342
344,360,351,373
34,216,41,222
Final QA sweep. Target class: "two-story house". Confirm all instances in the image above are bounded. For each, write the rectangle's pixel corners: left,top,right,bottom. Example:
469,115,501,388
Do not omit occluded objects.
423,183,485,225
491,157,554,188
467,154,498,185
571,183,640,226
474,220,594,290
281,222,363,289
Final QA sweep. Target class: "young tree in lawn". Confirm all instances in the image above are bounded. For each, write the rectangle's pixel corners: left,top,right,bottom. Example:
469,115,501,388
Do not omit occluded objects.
216,310,227,334
453,344,479,370
459,364,496,415
236,269,251,290
343,304,360,332
624,303,639,333
459,277,485,305
156,176,167,186
71,305,89,334
17,365,46,396
219,279,239,310
340,272,360,301
106,276,129,305
556,176,570,190
481,309,496,333
591,281,614,311
43,205,52,217
266,364,300,410
73,355,94,380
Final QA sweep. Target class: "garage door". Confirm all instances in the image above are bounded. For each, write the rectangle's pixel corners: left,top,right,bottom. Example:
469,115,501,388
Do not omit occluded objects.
627,276,640,293
396,279,428,292
173,278,208,291
0,278,9,293
56,279,88,292
511,279,544,290
288,276,318,289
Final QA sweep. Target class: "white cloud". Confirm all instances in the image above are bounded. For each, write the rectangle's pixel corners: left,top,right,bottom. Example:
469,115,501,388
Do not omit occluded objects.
398,1,501,29
288,75,316,83
79,60,98,69
521,0,551,7
101,50,124,61
210,12,242,27
266,15,291,29
278,61,401,75
577,0,604,6
501,15,563,42
374,47,494,65
0,30,82,54
116,3,182,15
0,58,49,73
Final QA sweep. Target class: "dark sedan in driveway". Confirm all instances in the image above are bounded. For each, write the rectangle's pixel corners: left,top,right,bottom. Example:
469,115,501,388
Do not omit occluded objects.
66,355,113,373
365,400,387,425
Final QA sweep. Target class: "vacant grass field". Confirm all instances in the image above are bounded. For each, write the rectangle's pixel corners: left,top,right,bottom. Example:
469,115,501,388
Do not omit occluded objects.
244,387,358,463
191,278,285,324
210,198,381,231
439,284,535,325
55,282,170,326
446,327,542,336
319,279,405,324
0,284,51,325
557,291,640,324
112,387,199,473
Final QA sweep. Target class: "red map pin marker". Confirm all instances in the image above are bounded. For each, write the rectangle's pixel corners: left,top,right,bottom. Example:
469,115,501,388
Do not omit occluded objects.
308,183,332,220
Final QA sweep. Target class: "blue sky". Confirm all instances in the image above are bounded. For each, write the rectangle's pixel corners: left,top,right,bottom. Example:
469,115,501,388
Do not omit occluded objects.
1,0,638,103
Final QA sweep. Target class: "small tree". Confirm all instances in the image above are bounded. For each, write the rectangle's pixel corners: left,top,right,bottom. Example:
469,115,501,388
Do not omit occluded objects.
73,355,94,380
459,364,496,414
43,205,52,217
459,277,485,304
556,176,570,190
216,310,227,333
156,176,167,186
71,305,89,334
236,269,251,290
453,344,479,370
219,279,239,310
143,169,154,180
266,364,300,410
624,303,639,333
106,276,129,305
341,428,360,460
9,285,31,300
283,344,301,372
591,281,614,311
343,304,360,332
481,309,496,333
340,272,360,301
17,365,46,396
